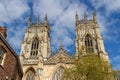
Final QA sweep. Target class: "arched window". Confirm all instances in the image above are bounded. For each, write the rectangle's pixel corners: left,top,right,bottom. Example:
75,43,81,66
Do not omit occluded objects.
30,38,39,57
26,70,35,80
52,67,64,80
85,34,94,53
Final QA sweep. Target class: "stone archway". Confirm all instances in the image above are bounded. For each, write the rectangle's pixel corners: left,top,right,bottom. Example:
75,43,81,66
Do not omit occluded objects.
51,66,65,80
23,67,36,80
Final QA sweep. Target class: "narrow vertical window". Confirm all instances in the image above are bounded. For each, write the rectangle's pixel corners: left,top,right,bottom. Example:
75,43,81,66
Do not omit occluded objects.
30,38,39,58
0,46,5,64
85,34,94,53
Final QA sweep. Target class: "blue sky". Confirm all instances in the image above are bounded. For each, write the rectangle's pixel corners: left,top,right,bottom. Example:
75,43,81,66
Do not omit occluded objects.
0,0,120,70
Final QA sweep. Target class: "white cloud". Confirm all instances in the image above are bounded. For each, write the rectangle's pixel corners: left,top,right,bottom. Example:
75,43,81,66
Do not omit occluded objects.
7,25,26,53
90,0,120,13
32,0,118,52
0,0,30,25
33,0,87,52
114,64,120,70
33,0,71,20
0,0,118,71
0,0,117,54
95,13,119,42
0,0,30,53
88,0,120,42
113,55,120,62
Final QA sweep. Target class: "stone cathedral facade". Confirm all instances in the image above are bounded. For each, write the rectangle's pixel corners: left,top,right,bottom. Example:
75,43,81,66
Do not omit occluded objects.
19,12,109,80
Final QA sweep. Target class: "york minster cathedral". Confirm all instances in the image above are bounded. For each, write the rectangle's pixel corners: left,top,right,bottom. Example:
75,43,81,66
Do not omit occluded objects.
19,12,109,80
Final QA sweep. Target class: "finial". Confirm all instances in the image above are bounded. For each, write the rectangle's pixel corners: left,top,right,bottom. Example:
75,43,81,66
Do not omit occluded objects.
45,14,48,21
28,16,32,22
59,40,63,50
93,12,97,23
44,14,48,23
37,16,40,25
75,11,79,21
75,11,79,26
44,14,49,26
84,11,87,21
28,16,32,27
93,12,96,16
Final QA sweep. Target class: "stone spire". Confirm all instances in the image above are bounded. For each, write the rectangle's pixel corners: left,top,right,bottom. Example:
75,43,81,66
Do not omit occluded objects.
76,11,79,21
37,16,40,25
59,40,63,50
44,14,49,26
28,16,32,27
93,12,97,23
84,11,87,21
75,11,79,26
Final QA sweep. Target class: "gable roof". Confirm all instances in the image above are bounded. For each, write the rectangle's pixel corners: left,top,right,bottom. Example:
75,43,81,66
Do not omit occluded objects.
44,46,73,65
0,32,23,77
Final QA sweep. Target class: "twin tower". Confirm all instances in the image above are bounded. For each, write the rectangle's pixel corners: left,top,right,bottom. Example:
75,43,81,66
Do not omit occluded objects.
19,12,109,80
20,12,109,60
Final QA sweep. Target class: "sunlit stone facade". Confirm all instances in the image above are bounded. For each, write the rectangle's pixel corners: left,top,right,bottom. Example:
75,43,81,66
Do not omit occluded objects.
75,12,109,61
19,12,109,80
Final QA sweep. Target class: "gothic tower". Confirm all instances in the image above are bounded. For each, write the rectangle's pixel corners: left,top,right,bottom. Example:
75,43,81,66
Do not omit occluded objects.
20,15,50,61
19,12,110,80
75,12,109,61
19,15,50,79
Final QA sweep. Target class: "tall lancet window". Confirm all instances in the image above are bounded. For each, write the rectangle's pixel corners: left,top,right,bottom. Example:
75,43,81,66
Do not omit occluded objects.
30,38,39,57
26,70,35,80
52,67,64,80
85,34,94,53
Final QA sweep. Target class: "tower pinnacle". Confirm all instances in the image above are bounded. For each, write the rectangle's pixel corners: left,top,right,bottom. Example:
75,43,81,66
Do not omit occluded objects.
84,11,87,21
37,16,40,25
59,40,63,50
76,11,79,21
93,12,97,23
28,16,32,27
75,11,79,26
44,14,48,26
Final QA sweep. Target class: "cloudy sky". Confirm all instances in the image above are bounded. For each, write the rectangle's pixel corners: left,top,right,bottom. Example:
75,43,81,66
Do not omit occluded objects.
0,0,120,70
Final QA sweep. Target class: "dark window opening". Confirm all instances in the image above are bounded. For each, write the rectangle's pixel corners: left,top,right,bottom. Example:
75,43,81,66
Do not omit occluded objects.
30,38,39,58
85,34,94,53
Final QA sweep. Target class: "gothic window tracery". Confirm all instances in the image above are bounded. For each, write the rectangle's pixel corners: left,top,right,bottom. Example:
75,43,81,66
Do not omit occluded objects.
85,34,94,53
52,67,64,80
26,70,35,80
30,38,39,57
